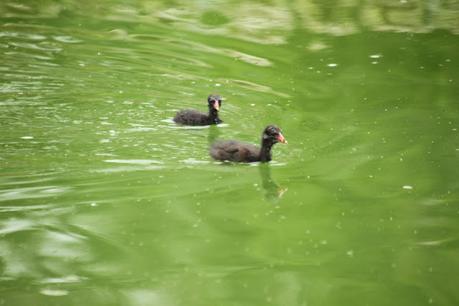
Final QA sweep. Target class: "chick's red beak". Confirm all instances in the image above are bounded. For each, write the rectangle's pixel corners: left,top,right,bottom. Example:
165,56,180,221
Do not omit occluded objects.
276,132,287,144
212,100,220,111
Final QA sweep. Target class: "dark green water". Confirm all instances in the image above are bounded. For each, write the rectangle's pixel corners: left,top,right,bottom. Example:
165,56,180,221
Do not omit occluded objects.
1,1,459,305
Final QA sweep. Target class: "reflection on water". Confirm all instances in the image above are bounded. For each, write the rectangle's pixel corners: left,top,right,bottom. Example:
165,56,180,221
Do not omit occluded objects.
1,1,457,45
207,125,221,145
1,0,458,305
259,164,288,202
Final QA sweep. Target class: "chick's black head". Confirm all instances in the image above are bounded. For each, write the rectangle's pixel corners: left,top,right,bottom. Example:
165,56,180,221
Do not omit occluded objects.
208,94,222,111
263,125,287,144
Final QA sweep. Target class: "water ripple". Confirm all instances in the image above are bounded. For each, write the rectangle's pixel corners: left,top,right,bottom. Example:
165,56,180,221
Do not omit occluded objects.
0,219,35,235
0,186,70,202
104,159,163,165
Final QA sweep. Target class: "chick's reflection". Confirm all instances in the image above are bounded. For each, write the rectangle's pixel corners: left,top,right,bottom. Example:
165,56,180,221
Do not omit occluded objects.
207,125,221,145
258,164,287,202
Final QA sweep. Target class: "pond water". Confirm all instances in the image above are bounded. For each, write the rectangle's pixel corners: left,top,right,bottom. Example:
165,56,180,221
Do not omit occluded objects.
1,1,459,305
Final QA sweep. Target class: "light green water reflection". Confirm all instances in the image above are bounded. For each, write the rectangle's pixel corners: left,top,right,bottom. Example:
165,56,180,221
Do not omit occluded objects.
1,1,458,305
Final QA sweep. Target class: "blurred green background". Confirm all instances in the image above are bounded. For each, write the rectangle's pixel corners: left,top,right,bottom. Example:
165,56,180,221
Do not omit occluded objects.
1,1,458,305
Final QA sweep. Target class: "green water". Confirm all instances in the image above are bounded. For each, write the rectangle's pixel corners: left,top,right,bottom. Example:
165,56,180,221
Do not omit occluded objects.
1,1,459,305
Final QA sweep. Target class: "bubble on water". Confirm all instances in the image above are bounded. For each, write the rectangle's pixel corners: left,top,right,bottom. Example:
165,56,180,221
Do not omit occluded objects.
369,54,382,58
372,61,379,64
327,63,338,67
402,185,413,190
20,136,34,139
346,250,354,257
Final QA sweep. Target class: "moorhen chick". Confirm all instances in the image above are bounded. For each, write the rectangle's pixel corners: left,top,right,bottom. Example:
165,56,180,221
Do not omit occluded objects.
173,94,223,126
210,125,287,163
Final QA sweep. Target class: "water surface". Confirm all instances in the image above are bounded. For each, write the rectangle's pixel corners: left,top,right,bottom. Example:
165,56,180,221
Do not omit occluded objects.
1,1,459,305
